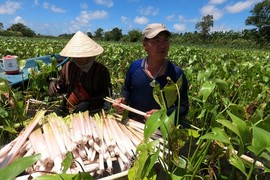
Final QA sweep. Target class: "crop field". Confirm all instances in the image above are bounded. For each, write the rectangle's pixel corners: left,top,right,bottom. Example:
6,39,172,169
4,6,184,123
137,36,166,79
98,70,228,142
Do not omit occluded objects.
0,37,270,179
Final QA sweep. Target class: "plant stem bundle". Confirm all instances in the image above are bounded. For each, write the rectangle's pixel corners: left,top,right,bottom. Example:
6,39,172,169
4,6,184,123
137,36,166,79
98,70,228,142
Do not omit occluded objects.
0,110,161,178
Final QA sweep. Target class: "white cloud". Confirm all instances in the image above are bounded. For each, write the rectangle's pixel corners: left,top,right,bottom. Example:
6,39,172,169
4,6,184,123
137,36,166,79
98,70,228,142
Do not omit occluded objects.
173,23,187,32
42,2,49,9
80,3,88,9
121,16,129,24
201,5,224,20
166,15,175,21
94,0,114,7
42,2,65,13
139,6,159,16
134,16,148,24
225,1,255,14
34,0,39,6
178,15,198,23
12,16,25,24
51,5,65,13
210,24,231,32
209,0,227,5
69,10,108,33
0,1,21,14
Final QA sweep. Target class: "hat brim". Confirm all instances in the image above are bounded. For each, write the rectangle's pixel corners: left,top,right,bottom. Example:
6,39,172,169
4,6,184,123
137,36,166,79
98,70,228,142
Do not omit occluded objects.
59,31,104,58
144,29,170,39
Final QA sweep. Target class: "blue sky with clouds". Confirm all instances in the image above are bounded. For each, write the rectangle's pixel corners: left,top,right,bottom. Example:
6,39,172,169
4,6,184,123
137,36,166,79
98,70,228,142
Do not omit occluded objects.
0,0,262,36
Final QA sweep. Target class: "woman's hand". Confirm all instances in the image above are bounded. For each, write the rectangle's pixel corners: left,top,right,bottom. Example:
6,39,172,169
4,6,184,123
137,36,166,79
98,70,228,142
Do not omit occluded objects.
112,97,127,114
49,81,60,95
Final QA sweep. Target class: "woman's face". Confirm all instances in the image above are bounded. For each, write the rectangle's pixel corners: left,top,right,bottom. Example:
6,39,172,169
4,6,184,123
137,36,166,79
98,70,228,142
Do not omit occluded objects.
73,57,95,65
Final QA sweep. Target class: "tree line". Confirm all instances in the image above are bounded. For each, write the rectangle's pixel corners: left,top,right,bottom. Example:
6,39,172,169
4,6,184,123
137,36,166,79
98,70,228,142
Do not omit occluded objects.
0,0,269,48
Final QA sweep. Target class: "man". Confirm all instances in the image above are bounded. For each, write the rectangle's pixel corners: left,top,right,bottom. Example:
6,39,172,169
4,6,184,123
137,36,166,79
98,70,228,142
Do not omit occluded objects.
49,31,111,116
113,23,189,125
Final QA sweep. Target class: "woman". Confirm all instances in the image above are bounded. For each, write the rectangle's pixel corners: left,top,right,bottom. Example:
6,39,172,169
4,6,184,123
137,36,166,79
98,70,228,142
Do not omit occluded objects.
49,31,111,116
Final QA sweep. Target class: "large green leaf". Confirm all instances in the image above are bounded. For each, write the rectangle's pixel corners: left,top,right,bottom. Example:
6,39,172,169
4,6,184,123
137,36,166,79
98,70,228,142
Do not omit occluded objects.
35,172,94,180
217,111,249,154
229,153,248,177
159,111,175,140
163,77,177,108
0,154,41,180
128,148,149,180
248,126,270,156
199,81,215,103
144,109,165,142
200,127,231,144
153,84,166,109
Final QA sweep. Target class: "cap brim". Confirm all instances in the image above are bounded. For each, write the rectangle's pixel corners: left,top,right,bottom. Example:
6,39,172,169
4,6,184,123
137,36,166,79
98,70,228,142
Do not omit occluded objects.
144,29,170,39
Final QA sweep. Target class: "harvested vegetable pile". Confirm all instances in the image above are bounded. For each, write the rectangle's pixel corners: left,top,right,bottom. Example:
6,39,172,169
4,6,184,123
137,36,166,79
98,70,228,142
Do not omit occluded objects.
0,110,161,178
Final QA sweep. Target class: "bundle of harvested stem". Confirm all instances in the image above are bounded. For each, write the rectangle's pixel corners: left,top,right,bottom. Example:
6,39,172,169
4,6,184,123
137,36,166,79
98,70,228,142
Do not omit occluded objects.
0,110,161,179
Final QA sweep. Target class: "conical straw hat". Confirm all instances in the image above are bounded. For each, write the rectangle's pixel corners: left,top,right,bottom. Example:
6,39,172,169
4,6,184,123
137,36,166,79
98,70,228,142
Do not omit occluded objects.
60,31,104,58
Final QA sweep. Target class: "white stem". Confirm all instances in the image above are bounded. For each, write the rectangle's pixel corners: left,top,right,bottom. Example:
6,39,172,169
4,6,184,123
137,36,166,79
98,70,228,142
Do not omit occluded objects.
0,110,46,168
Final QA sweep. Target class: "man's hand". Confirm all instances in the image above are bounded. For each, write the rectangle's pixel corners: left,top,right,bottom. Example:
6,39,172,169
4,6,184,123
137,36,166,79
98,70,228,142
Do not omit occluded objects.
112,97,127,114
145,109,158,119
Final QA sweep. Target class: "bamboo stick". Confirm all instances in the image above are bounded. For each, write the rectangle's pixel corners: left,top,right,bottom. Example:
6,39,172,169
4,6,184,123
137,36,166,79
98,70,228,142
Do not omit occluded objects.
104,97,147,116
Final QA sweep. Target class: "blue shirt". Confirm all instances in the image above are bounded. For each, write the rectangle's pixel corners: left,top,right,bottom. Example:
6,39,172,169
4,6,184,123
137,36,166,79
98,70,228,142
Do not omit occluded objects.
121,58,189,123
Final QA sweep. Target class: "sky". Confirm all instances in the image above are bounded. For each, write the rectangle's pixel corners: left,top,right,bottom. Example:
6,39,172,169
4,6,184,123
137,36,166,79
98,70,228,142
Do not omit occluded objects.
0,0,263,36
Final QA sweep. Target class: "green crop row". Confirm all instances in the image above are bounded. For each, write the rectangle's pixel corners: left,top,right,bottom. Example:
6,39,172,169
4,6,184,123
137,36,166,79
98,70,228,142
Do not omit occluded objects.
0,37,270,178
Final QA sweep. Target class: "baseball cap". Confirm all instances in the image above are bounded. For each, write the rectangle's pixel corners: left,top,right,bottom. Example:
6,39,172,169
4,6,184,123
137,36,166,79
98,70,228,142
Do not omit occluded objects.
142,23,171,39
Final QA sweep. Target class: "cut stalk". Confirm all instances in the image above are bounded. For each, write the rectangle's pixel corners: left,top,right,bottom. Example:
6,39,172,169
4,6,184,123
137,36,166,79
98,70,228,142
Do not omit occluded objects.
29,127,51,164
0,110,46,168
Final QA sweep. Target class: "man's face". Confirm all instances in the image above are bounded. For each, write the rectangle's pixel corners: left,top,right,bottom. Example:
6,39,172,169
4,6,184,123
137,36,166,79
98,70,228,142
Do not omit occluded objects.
144,32,170,60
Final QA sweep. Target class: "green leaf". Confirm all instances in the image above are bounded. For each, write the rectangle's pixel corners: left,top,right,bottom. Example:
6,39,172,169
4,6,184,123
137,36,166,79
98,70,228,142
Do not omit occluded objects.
128,149,149,180
159,111,175,140
61,152,73,173
172,154,187,169
144,109,165,142
215,78,229,94
0,80,9,93
229,153,248,177
163,78,177,108
199,81,215,103
0,154,41,180
145,148,160,176
121,109,129,124
153,84,166,109
35,172,94,180
200,127,231,144
3,126,18,134
227,111,249,153
248,126,270,156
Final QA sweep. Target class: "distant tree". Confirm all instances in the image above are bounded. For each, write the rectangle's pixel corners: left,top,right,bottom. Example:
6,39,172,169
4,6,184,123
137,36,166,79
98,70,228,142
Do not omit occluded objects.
110,27,122,41
94,28,104,39
127,29,141,42
0,23,3,30
195,14,214,41
104,31,112,41
245,0,270,43
7,23,35,37
87,32,93,38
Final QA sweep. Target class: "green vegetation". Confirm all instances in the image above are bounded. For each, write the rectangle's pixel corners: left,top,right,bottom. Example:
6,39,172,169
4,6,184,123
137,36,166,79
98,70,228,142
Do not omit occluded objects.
0,0,270,50
0,36,269,179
